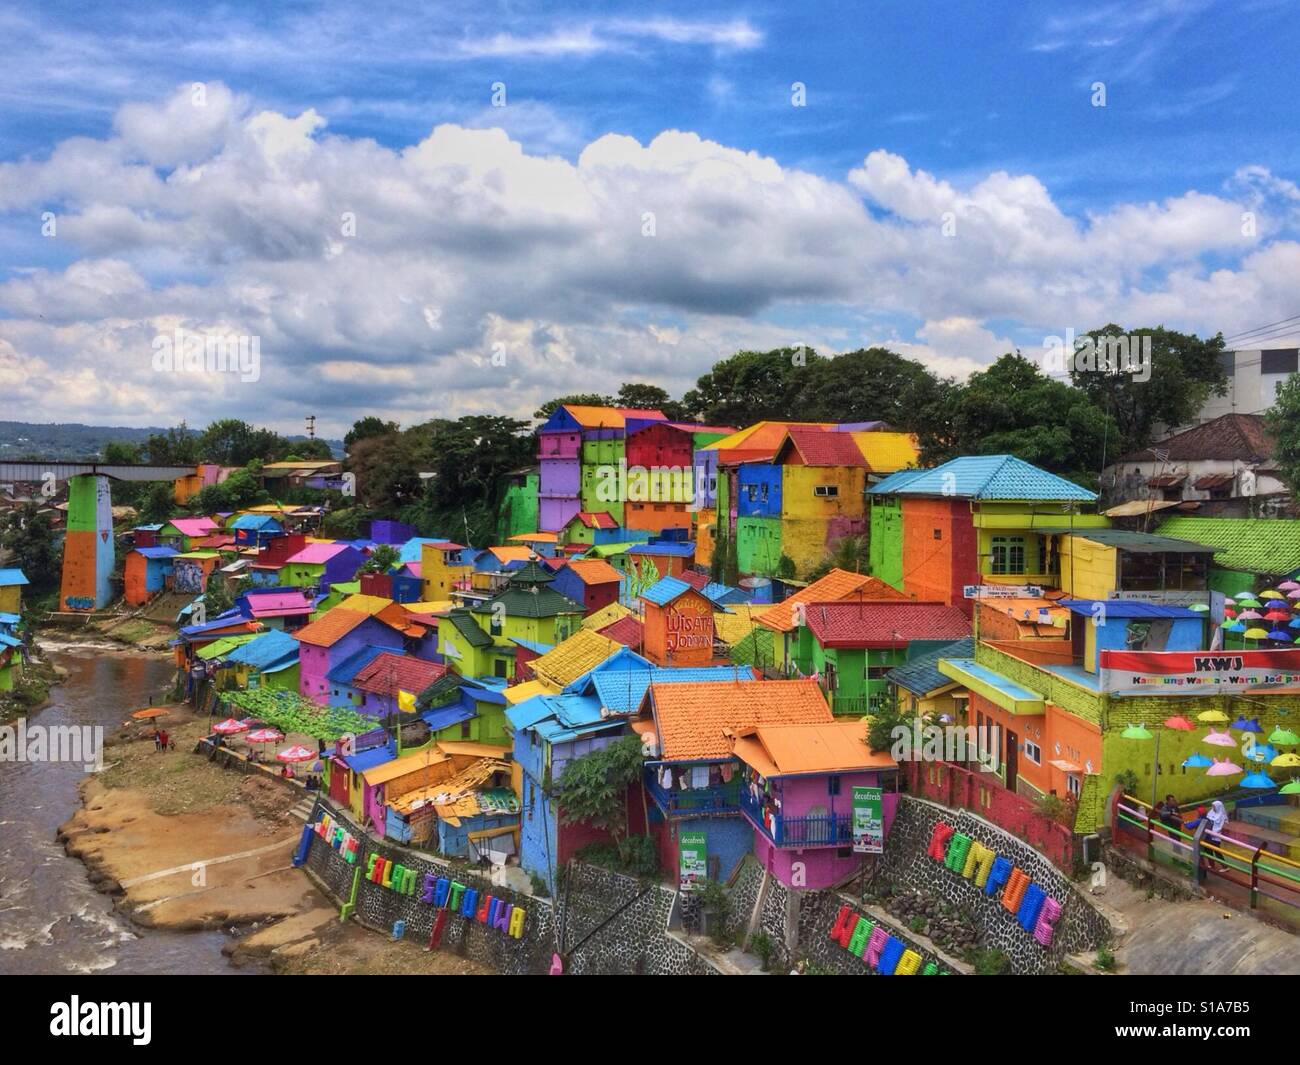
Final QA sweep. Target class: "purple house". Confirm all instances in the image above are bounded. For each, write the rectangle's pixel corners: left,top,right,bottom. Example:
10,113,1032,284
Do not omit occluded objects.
294,608,407,706
733,721,899,890
369,519,418,544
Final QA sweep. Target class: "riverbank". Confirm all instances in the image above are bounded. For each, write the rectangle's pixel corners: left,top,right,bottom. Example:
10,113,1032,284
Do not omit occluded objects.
55,691,492,974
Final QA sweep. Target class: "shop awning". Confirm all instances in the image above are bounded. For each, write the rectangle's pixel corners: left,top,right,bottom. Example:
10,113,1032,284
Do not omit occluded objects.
1192,472,1233,490
937,659,1045,716
1146,474,1186,489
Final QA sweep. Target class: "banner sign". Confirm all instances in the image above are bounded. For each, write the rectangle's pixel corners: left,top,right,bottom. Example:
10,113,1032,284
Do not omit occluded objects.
1100,649,1300,696
851,786,883,853
963,584,1043,599
679,830,707,892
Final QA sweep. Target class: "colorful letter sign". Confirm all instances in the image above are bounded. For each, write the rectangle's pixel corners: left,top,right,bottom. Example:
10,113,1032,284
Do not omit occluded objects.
1100,649,1300,696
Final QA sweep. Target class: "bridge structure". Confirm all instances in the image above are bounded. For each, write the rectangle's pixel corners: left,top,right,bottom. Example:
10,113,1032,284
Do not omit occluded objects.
0,461,199,612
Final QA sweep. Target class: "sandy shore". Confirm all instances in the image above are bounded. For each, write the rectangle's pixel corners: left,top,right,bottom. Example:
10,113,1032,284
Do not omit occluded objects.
57,699,492,975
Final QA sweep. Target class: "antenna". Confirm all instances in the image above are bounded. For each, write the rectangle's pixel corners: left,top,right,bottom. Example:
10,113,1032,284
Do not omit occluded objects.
306,415,316,440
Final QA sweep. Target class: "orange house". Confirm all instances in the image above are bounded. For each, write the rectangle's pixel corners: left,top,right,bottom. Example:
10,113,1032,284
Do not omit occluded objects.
640,576,715,667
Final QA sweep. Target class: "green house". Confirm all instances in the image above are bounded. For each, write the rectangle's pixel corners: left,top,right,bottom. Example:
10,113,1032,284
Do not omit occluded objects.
416,673,513,746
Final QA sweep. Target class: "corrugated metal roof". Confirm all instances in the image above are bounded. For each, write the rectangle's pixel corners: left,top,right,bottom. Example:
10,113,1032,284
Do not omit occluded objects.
731,721,897,777
1058,599,1202,618
884,638,974,696
867,455,1096,501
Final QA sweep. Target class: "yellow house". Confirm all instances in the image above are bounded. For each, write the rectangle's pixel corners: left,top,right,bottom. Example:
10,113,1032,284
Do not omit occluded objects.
1051,528,1216,604
0,568,30,614
420,542,472,601
775,429,871,575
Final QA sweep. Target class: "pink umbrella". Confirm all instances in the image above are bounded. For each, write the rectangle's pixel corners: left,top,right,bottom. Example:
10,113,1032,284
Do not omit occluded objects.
212,718,249,735
276,744,315,763
1237,609,1263,620
1206,758,1243,776
245,728,284,744
1203,730,1237,747
1279,581,1300,592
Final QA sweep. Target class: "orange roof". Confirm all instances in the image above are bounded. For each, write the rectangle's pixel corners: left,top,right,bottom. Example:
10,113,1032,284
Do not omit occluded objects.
293,608,372,647
486,545,534,564
756,569,909,632
562,558,623,585
560,405,665,429
731,721,897,777
507,532,559,543
648,679,832,761
703,421,837,464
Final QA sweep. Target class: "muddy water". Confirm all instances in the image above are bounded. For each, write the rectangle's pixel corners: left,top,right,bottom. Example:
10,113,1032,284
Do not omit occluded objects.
0,639,257,974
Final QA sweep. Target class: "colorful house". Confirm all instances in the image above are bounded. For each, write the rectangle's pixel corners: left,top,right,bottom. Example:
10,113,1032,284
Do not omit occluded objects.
526,628,622,691
170,551,220,595
280,542,366,592
417,673,514,747
123,548,176,606
734,720,899,889
225,628,301,692
325,646,389,709
885,637,975,722
559,510,625,548
248,532,308,587
418,541,472,601
549,558,623,614
229,513,284,548
158,516,219,552
295,608,406,705
0,569,28,616
461,561,585,680
867,455,1102,613
770,426,871,577
639,678,834,885
352,651,447,721
640,576,716,668
498,467,540,542
234,587,315,630
793,600,972,716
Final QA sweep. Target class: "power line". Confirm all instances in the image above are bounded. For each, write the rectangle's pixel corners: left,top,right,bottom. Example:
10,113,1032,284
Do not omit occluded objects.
1223,314,1300,344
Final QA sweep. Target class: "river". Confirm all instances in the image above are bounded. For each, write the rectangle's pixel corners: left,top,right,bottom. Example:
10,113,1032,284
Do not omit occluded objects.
0,638,257,975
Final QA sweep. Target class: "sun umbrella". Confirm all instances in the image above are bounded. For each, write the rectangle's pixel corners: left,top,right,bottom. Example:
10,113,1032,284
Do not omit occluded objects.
1279,581,1300,592
1265,610,1292,622
131,707,171,720
1223,608,1237,619
1164,715,1196,731
1241,772,1277,788
1271,752,1300,768
1236,597,1263,609
276,744,315,763
1261,590,1285,600
212,718,249,734
1197,709,1230,723
1268,629,1292,641
1203,730,1237,747
1237,609,1263,620
1182,752,1214,768
1289,589,1300,600
1243,627,1270,640
1206,758,1243,776
1224,621,1246,632
1269,728,1300,746
1121,723,1154,740
245,728,284,744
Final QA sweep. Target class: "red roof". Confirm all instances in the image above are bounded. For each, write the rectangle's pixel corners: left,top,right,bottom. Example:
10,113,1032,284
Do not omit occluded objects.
676,570,710,590
801,601,971,648
781,426,867,467
597,615,644,648
573,511,618,529
352,653,447,697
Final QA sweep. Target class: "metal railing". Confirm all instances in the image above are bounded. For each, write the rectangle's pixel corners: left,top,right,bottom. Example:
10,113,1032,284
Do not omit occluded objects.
645,774,741,816
740,792,853,847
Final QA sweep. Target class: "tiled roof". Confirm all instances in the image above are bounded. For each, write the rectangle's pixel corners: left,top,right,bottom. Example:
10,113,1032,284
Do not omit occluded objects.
353,652,447,697
593,664,757,715
596,615,644,647
756,569,908,632
294,608,373,647
529,628,622,689
849,431,921,473
1153,516,1300,577
337,593,397,615
164,517,218,537
558,404,665,429
699,421,837,464
712,605,759,647
780,426,867,467
507,531,559,542
326,645,389,684
884,638,974,697
484,545,535,564
677,570,709,590
867,455,1096,501
471,584,584,619
1119,413,1275,464
649,679,833,761
443,608,493,648
572,511,618,529
731,720,897,777
801,601,971,648
580,601,633,631
243,590,314,616
561,558,623,585
627,542,696,557
639,575,698,606
1058,599,1200,619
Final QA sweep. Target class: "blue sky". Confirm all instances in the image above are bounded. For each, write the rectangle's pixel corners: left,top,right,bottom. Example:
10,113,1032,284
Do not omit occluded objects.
1,0,1298,434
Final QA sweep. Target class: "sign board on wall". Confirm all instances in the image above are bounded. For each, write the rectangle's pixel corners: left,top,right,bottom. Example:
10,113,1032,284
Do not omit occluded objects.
852,786,883,853
679,830,707,891
1100,649,1300,696
664,597,713,654
963,584,1044,599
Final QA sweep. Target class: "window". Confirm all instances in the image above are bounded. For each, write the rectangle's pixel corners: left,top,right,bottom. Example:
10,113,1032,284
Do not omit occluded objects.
493,658,508,678
1261,348,1299,375
1024,740,1041,765
827,774,841,796
813,485,839,497
461,721,473,739
991,535,1027,575
933,528,942,541
1066,774,1081,799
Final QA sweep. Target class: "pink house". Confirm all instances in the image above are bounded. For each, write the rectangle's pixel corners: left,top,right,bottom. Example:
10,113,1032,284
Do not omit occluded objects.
294,608,407,705
733,721,899,890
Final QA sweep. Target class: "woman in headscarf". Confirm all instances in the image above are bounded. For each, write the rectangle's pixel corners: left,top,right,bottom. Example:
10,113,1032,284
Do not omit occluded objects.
1188,800,1230,871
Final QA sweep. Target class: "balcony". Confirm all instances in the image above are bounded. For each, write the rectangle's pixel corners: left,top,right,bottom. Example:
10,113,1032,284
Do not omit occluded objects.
740,792,854,848
645,774,741,816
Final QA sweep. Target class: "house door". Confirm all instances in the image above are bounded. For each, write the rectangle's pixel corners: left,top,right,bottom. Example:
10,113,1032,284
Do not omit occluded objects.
329,762,350,805
1004,730,1019,793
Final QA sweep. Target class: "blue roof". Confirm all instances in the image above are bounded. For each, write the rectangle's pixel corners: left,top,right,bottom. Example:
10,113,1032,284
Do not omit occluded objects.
628,542,696,557
326,645,388,684
593,665,758,714
506,694,559,731
0,632,22,648
510,637,555,656
135,546,178,559
178,614,252,638
867,455,1096,501
227,629,300,671
0,612,20,625
398,537,446,564
0,569,30,587
133,523,164,531
885,638,974,696
421,702,476,731
533,717,623,744
640,575,694,606
1058,599,1201,619
343,745,397,772
230,513,282,531
461,679,507,705
699,581,743,606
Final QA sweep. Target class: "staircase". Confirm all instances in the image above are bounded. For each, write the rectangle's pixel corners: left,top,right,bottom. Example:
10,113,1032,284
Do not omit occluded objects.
289,796,317,823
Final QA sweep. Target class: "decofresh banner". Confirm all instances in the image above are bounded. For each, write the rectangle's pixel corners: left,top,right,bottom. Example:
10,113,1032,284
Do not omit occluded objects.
1100,649,1300,696
679,830,707,891
852,786,883,854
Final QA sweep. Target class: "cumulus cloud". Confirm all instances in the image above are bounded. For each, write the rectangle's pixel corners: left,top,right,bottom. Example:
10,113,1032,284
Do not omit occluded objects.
0,83,1296,434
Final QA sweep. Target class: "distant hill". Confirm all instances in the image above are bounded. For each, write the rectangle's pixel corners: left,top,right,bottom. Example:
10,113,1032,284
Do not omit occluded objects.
0,421,343,460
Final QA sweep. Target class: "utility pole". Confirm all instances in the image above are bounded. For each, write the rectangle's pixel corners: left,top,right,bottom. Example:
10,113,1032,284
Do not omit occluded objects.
306,415,316,440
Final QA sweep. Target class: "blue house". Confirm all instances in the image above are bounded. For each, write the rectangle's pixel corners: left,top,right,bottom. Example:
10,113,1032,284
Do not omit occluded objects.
736,463,783,518
230,513,284,548
325,646,389,711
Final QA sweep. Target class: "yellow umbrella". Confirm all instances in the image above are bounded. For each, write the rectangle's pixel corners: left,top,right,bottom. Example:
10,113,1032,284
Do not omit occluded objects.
1260,590,1284,599
1243,627,1270,639
1271,752,1300,768
1196,709,1230,723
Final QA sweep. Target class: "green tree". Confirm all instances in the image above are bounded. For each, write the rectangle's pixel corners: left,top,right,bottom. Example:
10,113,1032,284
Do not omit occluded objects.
800,347,947,428
360,544,400,574
101,440,141,464
682,347,828,426
140,423,201,466
344,416,400,451
615,382,691,421
1266,373,1300,494
137,482,176,525
0,503,61,591
553,734,647,846
198,419,290,466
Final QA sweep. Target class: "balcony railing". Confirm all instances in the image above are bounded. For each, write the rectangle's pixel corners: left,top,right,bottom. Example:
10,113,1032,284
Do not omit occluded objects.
645,774,741,816
740,792,854,847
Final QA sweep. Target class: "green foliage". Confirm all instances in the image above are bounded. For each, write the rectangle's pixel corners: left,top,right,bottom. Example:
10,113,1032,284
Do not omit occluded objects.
808,534,868,582
140,423,202,466
968,947,1011,975
191,466,269,514
137,482,177,525
554,734,646,840
1034,793,1077,828
198,419,293,466
223,688,372,739
0,503,61,591
1113,768,1140,796
866,698,908,754
1267,373,1300,494
574,835,660,879
749,930,776,970
777,554,797,580
528,872,551,898
723,533,739,587
345,417,400,450
683,347,830,427
360,544,400,574
199,576,235,618
1094,946,1117,972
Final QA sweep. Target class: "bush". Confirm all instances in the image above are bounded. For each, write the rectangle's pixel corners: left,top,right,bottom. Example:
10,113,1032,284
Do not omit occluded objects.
968,947,1011,975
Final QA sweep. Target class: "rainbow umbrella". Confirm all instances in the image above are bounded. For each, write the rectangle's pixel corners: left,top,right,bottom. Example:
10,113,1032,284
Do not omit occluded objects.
1242,772,1277,788
1203,730,1237,747
1271,752,1300,768
1182,752,1214,768
1206,758,1243,776
1269,728,1300,746
1197,710,1231,723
